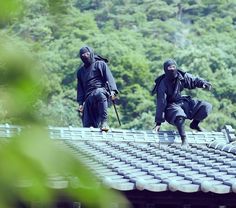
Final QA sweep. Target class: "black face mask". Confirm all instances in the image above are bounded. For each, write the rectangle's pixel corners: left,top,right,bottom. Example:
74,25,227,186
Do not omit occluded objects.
81,56,92,66
165,69,178,80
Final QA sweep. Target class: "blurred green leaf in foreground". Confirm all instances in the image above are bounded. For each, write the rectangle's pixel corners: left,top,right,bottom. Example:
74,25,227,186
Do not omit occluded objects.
0,0,130,207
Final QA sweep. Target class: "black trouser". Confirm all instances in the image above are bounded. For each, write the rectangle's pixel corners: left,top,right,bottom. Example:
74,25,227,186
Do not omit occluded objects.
166,99,212,125
82,88,108,128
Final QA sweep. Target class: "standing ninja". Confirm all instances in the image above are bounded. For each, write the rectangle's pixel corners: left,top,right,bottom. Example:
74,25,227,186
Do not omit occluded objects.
76,46,118,131
152,59,212,146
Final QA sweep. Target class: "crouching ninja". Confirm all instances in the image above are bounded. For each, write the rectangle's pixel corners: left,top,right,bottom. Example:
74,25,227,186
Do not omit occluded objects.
152,59,212,146
76,46,118,131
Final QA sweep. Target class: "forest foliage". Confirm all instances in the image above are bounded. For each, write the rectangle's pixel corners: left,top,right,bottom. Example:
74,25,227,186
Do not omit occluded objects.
1,0,236,131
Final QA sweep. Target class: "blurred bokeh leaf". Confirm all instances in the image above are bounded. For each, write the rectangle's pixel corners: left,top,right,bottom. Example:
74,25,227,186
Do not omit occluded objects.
0,0,23,25
0,0,130,207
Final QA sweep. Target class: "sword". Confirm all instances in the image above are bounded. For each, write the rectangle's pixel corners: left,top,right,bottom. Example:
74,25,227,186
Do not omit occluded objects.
106,81,121,126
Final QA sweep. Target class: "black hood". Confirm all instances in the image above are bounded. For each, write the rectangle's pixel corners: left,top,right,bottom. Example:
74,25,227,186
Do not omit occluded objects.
163,59,178,80
79,46,95,67
163,59,177,71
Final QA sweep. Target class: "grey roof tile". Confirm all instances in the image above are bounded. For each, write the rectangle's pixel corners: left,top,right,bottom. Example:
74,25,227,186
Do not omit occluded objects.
212,184,231,194
177,183,200,193
146,183,169,192
224,179,236,189
136,179,168,192
229,161,236,168
103,177,135,191
227,168,236,175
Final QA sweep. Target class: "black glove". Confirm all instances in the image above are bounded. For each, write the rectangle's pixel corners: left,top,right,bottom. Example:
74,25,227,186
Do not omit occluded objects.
203,82,212,91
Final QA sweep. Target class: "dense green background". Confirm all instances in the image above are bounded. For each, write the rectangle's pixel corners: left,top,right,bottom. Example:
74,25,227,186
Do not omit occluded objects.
1,0,236,131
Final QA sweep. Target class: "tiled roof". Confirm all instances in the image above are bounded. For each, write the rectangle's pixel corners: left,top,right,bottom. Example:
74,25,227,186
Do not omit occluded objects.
1,124,236,194
49,125,236,194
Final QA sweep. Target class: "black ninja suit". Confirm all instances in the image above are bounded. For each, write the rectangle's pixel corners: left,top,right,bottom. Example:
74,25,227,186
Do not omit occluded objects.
77,46,118,130
152,59,212,145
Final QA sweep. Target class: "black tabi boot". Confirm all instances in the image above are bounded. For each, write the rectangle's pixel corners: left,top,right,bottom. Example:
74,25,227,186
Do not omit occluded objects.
190,120,203,132
100,120,109,132
181,136,188,147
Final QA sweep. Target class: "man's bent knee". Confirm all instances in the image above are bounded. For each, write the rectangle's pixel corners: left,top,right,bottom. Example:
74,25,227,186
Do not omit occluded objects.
174,116,185,126
201,102,212,117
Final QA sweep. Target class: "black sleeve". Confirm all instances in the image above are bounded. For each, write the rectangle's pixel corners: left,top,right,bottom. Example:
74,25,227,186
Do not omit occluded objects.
155,81,167,124
76,68,85,105
184,73,210,89
99,61,119,94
